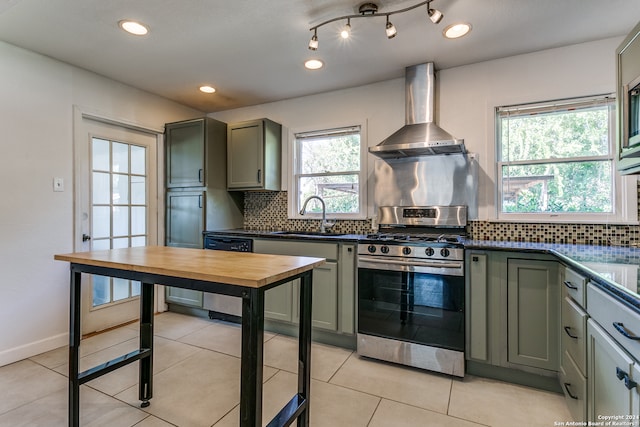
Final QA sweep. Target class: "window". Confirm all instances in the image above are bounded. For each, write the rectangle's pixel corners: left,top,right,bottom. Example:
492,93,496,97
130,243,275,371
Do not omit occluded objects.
497,95,635,223
290,125,365,219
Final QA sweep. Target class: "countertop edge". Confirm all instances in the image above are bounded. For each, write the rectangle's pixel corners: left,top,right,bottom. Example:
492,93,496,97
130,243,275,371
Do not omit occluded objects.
205,231,640,312
465,241,640,314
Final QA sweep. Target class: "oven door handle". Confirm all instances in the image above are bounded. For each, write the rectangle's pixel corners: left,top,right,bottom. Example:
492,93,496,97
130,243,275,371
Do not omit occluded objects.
358,255,463,270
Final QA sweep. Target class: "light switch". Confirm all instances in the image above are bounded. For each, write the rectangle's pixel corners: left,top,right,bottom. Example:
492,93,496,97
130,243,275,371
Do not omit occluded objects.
53,177,64,192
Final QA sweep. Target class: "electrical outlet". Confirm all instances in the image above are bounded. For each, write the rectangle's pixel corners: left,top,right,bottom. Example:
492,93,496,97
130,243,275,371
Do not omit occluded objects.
53,177,64,192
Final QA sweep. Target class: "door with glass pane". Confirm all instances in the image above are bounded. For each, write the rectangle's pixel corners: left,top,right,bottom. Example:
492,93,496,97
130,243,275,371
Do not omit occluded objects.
75,115,158,334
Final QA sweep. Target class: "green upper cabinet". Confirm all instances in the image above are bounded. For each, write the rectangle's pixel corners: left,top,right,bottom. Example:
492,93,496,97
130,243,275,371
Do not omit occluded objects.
616,20,640,174
507,258,560,371
166,119,206,188
227,118,281,191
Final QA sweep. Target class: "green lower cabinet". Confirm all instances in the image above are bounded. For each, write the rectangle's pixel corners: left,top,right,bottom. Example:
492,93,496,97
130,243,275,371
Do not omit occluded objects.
265,281,294,322
587,318,639,421
559,350,587,421
507,258,560,371
293,262,338,331
253,238,351,334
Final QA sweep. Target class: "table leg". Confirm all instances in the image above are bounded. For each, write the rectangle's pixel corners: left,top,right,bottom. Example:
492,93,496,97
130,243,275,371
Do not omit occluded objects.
239,288,264,427
297,271,313,427
68,269,81,427
139,282,154,407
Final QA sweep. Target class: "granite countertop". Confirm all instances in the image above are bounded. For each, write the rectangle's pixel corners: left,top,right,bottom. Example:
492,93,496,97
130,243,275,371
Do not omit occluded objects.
205,230,640,311
204,228,363,242
464,240,640,311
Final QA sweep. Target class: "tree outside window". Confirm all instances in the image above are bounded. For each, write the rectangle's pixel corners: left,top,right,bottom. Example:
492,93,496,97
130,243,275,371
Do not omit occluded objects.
293,126,363,216
497,96,616,219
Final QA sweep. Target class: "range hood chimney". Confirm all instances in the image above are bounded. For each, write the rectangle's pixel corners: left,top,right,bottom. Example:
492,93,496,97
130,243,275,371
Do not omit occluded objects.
369,63,465,159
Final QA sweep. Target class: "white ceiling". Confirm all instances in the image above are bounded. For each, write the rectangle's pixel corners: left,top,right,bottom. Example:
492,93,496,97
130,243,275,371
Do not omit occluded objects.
1,0,639,112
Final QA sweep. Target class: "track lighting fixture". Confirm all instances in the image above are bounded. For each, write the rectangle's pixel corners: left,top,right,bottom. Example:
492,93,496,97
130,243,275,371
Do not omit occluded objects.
307,0,448,50
428,6,443,24
341,18,351,39
385,16,397,39
308,28,318,50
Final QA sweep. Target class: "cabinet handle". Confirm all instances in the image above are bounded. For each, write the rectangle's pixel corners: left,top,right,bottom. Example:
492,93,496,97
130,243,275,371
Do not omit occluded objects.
257,169,262,183
198,195,203,208
563,383,579,400
198,169,203,183
613,322,640,341
563,280,578,290
563,326,578,339
616,367,638,390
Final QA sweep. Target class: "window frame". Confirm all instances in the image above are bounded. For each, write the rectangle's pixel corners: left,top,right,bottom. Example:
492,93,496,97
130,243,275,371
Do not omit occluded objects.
495,95,637,224
288,123,367,220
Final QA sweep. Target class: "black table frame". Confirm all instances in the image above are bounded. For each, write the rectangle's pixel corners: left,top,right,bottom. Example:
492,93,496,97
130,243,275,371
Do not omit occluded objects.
67,262,313,427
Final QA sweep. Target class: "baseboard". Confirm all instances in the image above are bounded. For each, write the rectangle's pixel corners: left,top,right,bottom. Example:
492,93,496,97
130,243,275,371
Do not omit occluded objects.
0,332,68,367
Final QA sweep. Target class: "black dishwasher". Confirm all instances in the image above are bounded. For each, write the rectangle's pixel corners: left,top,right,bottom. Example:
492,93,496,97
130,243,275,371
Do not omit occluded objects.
203,235,253,321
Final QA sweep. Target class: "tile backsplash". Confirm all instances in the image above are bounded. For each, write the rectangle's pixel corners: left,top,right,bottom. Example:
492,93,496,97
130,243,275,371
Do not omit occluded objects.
243,191,640,247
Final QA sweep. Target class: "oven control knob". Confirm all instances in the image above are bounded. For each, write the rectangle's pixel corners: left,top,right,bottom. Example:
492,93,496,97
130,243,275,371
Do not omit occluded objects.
367,245,376,253
402,247,412,255
380,245,390,254
425,247,435,256
440,248,450,258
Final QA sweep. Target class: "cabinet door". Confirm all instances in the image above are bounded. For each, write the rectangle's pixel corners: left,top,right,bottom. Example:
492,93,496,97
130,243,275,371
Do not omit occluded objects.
293,262,339,331
338,244,356,334
467,252,489,362
507,258,560,370
227,121,263,189
265,281,294,322
166,191,204,249
166,119,205,188
588,319,637,421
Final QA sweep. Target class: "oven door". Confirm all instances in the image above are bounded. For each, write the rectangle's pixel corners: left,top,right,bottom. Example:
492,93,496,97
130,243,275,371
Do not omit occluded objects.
357,260,464,352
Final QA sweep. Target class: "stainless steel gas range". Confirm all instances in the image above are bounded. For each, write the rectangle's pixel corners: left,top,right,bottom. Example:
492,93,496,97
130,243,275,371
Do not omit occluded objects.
357,205,466,377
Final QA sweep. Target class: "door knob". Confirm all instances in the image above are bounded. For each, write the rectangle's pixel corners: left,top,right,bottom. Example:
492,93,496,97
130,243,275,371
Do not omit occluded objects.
82,234,91,242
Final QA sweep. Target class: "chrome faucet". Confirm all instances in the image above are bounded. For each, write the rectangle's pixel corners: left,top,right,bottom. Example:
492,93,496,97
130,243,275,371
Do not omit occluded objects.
299,195,335,233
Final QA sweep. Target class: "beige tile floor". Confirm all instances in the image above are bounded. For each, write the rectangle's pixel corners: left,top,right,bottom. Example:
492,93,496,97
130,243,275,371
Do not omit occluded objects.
0,312,571,426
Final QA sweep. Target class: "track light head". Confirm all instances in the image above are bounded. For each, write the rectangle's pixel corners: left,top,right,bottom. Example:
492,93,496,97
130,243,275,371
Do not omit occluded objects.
428,6,443,24
308,30,318,50
385,17,397,39
341,19,351,39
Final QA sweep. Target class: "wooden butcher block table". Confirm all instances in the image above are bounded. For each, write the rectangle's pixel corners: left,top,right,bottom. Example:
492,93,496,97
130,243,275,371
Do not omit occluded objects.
55,246,325,427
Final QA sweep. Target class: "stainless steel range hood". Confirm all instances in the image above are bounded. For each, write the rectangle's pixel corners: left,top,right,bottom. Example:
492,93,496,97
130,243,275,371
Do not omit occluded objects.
369,63,465,159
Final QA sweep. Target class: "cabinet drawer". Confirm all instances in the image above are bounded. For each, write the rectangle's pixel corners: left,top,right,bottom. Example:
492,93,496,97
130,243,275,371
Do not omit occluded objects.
559,350,587,422
563,266,586,308
562,296,588,376
587,283,640,361
253,239,337,260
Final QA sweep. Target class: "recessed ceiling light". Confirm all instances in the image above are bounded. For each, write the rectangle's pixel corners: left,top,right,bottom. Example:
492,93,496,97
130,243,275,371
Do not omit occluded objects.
304,59,324,70
199,85,216,94
118,20,149,36
443,23,471,39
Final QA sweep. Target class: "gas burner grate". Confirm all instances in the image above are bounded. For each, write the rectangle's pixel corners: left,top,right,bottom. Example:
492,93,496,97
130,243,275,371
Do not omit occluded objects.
366,233,464,244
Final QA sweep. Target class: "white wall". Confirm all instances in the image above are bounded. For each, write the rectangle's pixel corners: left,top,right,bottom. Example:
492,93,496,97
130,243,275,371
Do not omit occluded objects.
0,41,202,366
211,37,623,221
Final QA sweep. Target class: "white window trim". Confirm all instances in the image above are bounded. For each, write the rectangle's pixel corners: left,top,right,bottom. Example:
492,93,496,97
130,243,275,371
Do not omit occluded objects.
494,95,638,224
287,120,368,220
